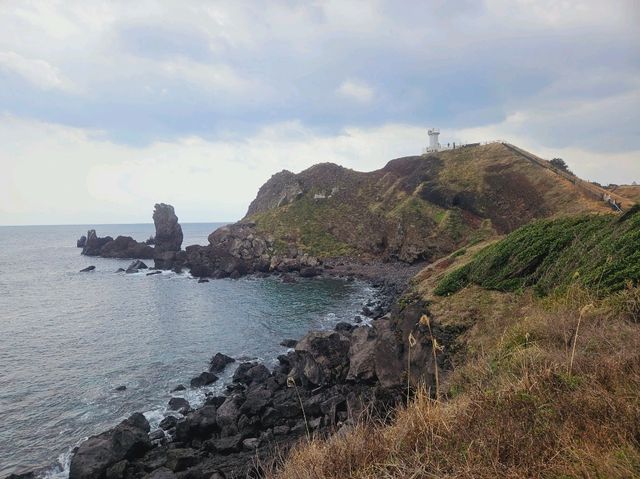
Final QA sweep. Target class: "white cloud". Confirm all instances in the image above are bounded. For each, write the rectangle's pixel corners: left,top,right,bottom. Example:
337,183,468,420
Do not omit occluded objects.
1,113,638,226
337,79,374,103
0,115,424,225
0,51,73,91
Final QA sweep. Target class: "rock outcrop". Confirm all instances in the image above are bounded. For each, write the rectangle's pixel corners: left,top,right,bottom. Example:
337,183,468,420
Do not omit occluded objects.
100,236,154,259
81,230,153,259
184,223,322,279
153,203,183,270
82,230,113,256
68,413,151,479
64,294,448,479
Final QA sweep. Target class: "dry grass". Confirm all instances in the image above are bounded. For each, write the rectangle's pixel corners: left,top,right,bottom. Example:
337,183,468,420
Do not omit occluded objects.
267,286,640,479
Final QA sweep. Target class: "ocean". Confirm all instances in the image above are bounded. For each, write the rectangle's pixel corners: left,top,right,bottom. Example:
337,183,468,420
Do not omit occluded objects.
0,223,376,477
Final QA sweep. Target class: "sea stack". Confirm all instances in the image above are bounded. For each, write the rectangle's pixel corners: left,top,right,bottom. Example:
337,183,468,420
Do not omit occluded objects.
152,203,183,269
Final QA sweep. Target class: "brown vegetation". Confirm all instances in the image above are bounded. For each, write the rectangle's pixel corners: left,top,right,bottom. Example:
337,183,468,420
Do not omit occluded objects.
266,282,640,478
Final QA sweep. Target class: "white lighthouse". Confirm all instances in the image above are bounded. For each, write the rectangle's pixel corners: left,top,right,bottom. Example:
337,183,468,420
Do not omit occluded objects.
427,128,440,152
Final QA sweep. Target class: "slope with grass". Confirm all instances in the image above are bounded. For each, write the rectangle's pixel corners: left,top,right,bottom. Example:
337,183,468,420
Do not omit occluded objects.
244,143,613,263
267,208,640,479
434,205,640,297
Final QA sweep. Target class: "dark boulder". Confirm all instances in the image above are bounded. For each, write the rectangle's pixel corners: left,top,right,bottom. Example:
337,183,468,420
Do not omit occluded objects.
171,384,185,392
209,353,235,373
290,331,351,386
80,265,95,272
239,387,272,416
216,396,242,436
126,260,148,273
197,278,209,283
190,372,218,388
299,267,320,278
167,397,190,412
114,385,126,391
280,339,297,348
69,413,151,479
77,235,87,248
159,416,178,431
175,406,218,442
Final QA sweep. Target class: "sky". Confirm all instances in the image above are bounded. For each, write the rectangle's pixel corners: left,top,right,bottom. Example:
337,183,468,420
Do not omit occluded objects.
0,0,638,225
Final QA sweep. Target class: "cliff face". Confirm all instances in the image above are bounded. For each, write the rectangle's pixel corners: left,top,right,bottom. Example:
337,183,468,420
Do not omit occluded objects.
242,143,612,264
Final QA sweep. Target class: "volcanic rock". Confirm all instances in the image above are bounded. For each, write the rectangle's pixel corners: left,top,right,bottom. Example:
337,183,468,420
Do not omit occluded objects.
190,372,218,388
153,204,183,269
79,265,95,272
68,413,151,479
209,353,235,373
82,230,113,256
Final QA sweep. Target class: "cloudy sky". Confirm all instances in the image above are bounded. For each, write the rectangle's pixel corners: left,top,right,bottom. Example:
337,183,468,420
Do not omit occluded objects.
0,0,638,225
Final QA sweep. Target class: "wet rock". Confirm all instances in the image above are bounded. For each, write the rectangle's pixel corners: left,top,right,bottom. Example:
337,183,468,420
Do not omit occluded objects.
146,271,162,276
158,416,178,431
69,413,151,479
280,339,297,348
190,372,218,388
79,265,96,272
115,268,125,273
126,260,148,273
171,384,186,392
114,385,126,391
197,278,209,283
280,274,297,284
76,235,87,248
209,353,235,373
167,397,190,412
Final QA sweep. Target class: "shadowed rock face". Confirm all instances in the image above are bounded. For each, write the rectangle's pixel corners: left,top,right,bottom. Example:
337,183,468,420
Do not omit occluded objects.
82,230,114,256
81,230,153,259
153,203,183,269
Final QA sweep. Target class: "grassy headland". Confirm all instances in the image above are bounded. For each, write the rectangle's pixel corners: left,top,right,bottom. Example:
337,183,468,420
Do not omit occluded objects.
267,207,640,479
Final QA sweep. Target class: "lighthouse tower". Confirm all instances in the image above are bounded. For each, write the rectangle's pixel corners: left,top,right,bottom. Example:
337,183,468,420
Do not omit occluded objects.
427,128,440,152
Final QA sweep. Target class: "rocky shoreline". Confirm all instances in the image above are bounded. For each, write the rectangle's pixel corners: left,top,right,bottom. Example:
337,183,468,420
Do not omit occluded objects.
9,259,445,479
6,203,446,479
65,278,437,479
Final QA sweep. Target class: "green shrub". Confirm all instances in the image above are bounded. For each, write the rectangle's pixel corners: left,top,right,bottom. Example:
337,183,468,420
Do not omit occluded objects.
435,208,640,296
